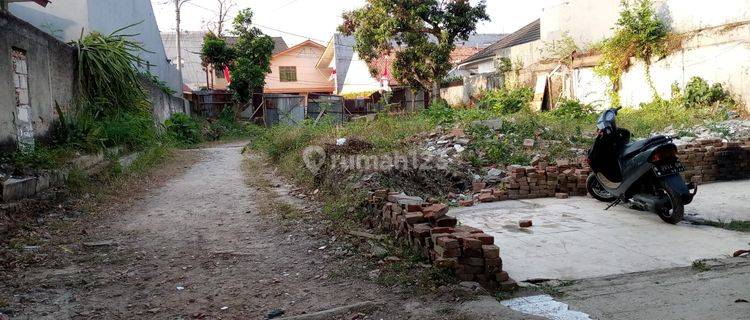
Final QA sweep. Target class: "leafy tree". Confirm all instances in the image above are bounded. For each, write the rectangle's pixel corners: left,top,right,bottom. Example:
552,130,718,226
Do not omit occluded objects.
200,32,235,69
340,0,489,100
228,9,274,103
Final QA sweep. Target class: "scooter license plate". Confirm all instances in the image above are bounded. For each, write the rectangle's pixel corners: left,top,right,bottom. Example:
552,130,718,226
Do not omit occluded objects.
653,162,685,177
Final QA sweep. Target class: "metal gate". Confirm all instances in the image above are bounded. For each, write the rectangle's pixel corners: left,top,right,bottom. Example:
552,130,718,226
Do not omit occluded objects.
307,94,347,124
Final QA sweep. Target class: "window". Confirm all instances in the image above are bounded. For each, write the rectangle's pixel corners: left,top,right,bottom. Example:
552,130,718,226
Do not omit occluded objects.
279,66,297,82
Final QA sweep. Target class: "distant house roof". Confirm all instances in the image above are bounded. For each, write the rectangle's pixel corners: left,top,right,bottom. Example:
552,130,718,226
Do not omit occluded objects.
458,19,541,66
161,31,287,90
272,39,324,58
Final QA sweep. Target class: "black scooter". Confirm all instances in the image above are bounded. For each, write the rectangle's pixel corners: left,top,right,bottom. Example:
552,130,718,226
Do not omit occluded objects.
586,108,698,224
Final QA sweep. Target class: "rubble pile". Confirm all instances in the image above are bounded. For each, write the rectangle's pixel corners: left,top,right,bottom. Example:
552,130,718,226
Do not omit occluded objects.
678,138,750,183
419,127,471,166
369,189,518,291
663,120,750,142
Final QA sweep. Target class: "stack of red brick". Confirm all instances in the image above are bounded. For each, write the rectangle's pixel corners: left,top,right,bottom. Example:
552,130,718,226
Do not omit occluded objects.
370,189,518,291
462,158,591,206
678,138,750,184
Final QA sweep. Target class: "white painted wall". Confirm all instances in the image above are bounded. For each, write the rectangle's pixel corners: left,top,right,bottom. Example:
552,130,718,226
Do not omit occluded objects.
620,29,750,109
542,0,750,47
9,0,182,94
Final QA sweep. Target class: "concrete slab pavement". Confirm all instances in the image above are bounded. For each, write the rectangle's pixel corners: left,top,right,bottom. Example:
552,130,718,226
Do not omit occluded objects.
686,180,750,222
449,194,750,281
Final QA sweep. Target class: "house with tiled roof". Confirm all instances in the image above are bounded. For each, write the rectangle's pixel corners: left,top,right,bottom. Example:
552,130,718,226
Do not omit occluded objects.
454,19,542,78
316,33,503,110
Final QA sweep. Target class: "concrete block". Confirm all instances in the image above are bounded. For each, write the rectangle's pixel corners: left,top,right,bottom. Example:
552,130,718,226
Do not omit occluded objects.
2,177,37,202
35,173,50,193
14,58,28,74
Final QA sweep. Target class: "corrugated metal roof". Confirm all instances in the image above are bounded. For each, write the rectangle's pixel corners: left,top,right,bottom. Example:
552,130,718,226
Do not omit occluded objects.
161,31,287,90
458,19,541,66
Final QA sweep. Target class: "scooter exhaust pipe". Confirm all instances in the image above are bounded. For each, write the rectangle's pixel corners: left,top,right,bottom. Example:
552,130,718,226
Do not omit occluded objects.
630,194,670,213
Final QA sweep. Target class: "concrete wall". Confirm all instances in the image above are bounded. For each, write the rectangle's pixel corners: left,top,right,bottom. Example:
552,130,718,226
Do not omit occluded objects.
9,0,182,94
143,80,189,124
542,0,750,47
0,11,75,151
619,24,750,109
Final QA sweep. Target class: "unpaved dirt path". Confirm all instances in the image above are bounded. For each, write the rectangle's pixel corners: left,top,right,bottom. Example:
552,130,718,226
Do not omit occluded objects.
2,143,537,320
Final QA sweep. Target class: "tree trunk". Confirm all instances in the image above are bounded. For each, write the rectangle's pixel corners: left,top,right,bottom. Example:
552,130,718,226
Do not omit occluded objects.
429,82,440,106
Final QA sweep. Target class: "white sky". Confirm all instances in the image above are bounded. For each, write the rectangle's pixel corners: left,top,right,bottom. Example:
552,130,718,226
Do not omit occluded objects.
151,0,557,46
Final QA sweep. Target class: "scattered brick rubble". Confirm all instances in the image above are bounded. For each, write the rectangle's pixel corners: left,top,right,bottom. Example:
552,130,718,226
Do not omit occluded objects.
368,189,518,291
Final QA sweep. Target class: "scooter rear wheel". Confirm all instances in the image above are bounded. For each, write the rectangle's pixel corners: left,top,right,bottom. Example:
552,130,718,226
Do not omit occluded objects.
656,183,684,224
587,174,617,202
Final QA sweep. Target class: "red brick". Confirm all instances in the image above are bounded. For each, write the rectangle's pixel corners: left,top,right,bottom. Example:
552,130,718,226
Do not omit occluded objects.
459,199,475,207
478,193,498,203
435,245,461,258
494,271,510,282
435,216,458,228
436,236,460,249
404,212,425,224
431,226,454,234
471,233,494,245
482,245,500,259
519,220,533,228
555,193,569,199
463,238,483,250
472,182,487,193
406,204,423,212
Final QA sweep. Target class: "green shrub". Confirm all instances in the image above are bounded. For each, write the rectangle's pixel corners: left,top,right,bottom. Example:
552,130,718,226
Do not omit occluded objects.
682,77,734,109
422,100,456,125
476,87,533,115
549,99,596,120
98,112,157,150
164,113,202,145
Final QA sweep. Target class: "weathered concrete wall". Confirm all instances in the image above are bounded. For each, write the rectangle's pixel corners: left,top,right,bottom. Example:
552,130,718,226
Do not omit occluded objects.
619,24,750,110
142,80,189,124
0,11,75,151
542,0,750,47
9,0,183,94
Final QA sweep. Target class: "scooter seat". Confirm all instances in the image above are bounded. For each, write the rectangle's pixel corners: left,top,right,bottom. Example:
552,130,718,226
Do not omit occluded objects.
621,135,668,159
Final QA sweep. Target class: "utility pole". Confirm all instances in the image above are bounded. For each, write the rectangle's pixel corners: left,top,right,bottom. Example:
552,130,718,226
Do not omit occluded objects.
174,0,190,93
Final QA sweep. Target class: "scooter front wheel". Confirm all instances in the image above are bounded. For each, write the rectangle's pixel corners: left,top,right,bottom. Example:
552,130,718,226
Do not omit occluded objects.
656,182,684,224
587,174,617,202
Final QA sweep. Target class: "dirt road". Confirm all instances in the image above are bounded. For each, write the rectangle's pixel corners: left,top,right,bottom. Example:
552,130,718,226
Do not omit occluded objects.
1,143,536,320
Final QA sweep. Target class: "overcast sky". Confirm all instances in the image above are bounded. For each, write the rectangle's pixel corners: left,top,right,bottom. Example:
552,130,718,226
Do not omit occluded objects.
152,0,558,45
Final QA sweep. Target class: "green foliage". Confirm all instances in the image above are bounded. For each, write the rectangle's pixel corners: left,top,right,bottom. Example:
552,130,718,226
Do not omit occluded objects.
200,32,236,68
98,111,157,149
544,33,579,65
0,146,71,170
164,113,202,146
205,107,249,141
476,87,533,115
141,71,176,95
229,9,275,103
681,77,734,109
549,99,596,120
422,100,456,125
340,0,489,94
70,24,150,117
595,0,670,102
495,57,513,74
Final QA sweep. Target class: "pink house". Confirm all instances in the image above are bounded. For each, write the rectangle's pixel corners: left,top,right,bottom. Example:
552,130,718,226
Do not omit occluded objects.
264,40,334,102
